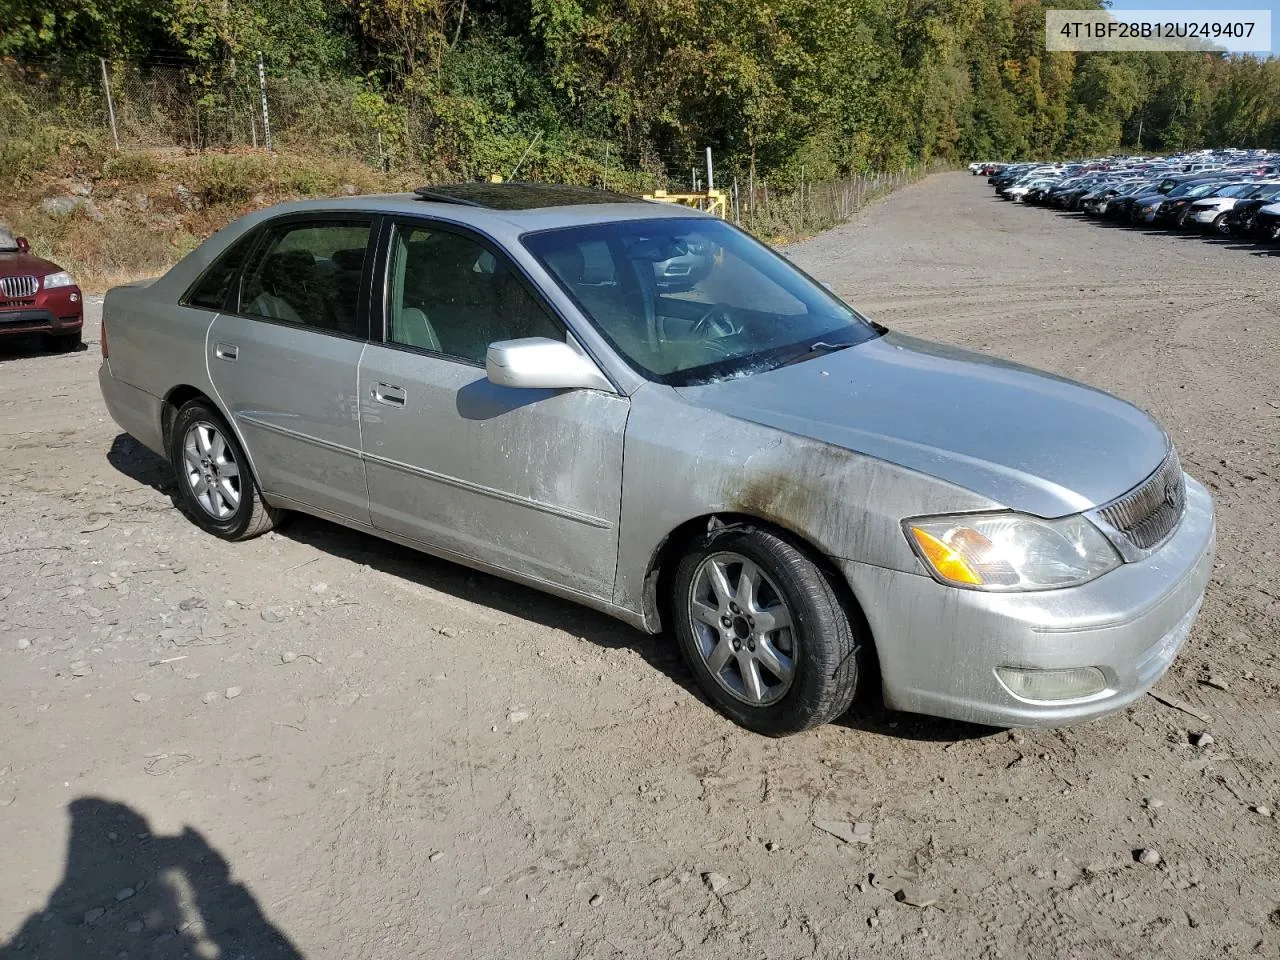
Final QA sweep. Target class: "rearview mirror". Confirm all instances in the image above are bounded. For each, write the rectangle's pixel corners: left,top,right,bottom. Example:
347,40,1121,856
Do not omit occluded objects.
485,338,613,392
16,237,30,253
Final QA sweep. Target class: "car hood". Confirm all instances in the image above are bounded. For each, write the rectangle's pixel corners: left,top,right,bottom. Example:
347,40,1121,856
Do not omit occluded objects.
0,250,60,275
676,331,1169,518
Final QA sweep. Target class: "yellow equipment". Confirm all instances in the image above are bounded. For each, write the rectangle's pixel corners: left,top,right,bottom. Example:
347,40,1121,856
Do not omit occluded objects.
641,188,727,219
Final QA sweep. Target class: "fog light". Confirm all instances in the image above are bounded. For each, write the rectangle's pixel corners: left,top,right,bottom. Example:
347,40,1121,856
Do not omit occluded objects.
995,666,1107,701
70,292,80,303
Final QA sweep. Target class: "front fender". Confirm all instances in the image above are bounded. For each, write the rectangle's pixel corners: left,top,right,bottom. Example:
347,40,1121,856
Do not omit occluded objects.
613,384,1001,620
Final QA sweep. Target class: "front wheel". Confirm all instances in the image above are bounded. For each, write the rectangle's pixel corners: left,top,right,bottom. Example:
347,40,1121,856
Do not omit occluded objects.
1211,213,1232,236
168,400,280,540
672,526,865,735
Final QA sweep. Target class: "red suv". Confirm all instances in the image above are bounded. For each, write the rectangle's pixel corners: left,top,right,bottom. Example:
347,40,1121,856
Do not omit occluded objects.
0,231,83,352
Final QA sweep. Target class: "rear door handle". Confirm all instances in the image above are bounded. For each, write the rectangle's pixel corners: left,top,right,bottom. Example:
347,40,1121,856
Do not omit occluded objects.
371,382,406,406
215,342,239,361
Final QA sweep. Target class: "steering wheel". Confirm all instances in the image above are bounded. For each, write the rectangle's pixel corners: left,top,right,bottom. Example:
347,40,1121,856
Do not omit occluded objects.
691,305,741,341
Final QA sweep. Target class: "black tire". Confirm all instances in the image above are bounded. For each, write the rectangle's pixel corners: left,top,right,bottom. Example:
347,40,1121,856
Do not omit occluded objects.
47,332,81,353
672,524,865,736
1211,213,1231,236
168,400,280,540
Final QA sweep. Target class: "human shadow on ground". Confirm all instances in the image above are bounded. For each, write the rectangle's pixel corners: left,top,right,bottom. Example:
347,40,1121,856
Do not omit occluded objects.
0,797,302,960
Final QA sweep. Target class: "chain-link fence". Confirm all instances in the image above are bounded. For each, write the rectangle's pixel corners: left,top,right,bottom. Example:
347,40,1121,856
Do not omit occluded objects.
2,55,943,241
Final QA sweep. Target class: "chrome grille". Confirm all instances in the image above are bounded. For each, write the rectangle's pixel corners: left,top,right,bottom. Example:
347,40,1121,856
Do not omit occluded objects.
1097,450,1186,552
0,276,38,299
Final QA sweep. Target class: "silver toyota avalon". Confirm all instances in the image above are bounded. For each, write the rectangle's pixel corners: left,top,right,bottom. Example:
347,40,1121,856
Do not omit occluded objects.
98,183,1215,735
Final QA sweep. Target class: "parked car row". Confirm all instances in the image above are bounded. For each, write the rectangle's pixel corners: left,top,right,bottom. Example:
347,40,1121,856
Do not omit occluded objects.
981,149,1280,243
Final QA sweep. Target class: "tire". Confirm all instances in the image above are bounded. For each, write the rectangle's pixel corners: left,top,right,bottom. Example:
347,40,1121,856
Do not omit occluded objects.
1211,213,1231,236
168,400,279,540
672,524,865,736
47,332,81,353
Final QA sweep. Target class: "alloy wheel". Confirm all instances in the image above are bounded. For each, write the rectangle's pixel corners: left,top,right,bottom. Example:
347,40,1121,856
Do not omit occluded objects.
182,421,242,520
687,551,797,706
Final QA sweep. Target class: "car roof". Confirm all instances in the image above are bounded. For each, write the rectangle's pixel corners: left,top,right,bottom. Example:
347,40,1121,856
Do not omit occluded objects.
244,185,709,235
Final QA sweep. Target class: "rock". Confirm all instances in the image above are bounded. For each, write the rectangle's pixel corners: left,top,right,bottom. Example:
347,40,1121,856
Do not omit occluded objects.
127,920,144,933
67,181,92,197
1201,676,1229,691
84,907,106,923
438,627,457,638
70,662,92,677
1251,804,1272,818
310,582,328,594
175,184,203,211
260,607,288,623
893,884,938,908
178,596,206,611
1144,798,1166,810
1189,731,1214,748
132,692,152,703
508,709,530,724
340,183,359,196
41,196,80,217
813,819,872,845
477,885,492,896
1135,848,1161,866
702,872,730,894
115,887,135,901
280,651,298,664
428,851,443,862
201,691,218,705
765,841,778,852
224,686,242,700
589,893,603,907
16,638,30,650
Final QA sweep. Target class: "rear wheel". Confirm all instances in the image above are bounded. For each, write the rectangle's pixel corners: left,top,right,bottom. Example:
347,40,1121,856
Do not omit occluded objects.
168,400,279,540
672,525,865,736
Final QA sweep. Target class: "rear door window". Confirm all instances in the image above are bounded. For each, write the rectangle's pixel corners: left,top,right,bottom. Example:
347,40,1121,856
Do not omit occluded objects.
237,219,373,338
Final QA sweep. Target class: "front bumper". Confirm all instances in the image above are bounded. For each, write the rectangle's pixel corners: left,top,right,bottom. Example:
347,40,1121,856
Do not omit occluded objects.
839,476,1215,728
0,306,83,337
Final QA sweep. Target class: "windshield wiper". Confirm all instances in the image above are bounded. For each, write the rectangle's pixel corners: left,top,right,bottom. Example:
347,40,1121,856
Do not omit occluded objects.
808,340,854,353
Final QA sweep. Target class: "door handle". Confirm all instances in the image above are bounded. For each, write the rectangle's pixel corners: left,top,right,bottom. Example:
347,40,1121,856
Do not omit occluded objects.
371,382,406,406
215,342,239,361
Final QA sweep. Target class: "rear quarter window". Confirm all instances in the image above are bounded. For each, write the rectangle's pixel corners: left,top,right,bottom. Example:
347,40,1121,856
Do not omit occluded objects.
183,232,259,310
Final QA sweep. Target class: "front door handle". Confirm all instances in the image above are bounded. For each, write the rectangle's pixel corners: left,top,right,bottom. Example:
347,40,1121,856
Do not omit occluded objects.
371,382,406,406
215,342,239,361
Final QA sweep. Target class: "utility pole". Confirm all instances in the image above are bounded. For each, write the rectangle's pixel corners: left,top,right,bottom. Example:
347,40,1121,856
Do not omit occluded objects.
100,58,120,151
257,52,272,151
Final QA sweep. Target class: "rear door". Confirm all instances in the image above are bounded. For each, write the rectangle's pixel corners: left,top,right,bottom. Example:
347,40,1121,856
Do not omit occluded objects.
207,214,375,523
357,218,629,600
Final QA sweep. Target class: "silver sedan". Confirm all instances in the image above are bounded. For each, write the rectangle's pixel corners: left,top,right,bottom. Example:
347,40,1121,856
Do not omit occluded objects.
98,183,1214,735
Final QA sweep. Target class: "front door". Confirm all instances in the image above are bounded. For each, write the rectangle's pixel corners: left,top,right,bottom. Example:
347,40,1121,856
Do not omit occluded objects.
358,219,628,600
207,215,374,522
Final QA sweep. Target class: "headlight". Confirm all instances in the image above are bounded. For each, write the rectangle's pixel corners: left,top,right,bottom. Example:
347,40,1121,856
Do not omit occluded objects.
904,512,1121,591
43,271,75,289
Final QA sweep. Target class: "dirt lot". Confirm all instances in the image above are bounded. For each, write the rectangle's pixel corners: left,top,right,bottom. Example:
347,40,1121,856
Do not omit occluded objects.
2,172,1278,960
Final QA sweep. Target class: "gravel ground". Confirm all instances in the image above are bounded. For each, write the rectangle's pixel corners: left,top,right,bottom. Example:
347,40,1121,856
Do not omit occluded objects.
1,172,1278,960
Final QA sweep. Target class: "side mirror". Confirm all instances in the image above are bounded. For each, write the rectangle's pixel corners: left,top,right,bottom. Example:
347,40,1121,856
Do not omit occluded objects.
485,338,613,392
16,237,30,253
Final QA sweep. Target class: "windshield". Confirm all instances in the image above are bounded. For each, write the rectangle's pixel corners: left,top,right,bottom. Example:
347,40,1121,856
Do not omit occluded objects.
523,217,878,385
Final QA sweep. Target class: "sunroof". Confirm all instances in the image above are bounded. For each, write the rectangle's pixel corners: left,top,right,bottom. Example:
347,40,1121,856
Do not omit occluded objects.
413,182,637,210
